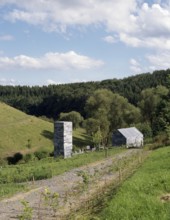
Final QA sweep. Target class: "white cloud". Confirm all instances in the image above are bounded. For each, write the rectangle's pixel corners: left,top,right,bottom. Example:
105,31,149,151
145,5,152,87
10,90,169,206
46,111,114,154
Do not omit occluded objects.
47,78,87,85
2,0,170,55
0,51,104,70
46,79,61,85
146,52,170,70
3,0,137,33
130,58,142,73
119,2,170,49
120,33,142,47
71,78,87,83
0,78,16,85
0,34,13,41
130,65,142,74
130,58,140,66
130,51,170,74
103,35,117,43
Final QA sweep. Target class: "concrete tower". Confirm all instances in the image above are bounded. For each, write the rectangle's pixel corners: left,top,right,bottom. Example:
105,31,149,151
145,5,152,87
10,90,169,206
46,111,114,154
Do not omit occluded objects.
54,121,72,158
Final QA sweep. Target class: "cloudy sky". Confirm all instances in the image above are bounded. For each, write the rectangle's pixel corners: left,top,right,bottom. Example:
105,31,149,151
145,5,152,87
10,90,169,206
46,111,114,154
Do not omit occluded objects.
0,0,170,86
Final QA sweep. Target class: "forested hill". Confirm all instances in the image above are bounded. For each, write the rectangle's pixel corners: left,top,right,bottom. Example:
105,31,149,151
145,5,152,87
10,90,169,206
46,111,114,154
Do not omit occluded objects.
0,69,169,119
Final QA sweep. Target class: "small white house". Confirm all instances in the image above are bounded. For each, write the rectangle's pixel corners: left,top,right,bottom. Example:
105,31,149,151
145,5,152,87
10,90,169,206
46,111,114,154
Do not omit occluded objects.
112,127,143,148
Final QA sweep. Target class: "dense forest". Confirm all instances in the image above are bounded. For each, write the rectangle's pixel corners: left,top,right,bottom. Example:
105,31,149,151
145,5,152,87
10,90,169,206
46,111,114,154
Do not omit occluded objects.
0,69,170,145
0,69,169,117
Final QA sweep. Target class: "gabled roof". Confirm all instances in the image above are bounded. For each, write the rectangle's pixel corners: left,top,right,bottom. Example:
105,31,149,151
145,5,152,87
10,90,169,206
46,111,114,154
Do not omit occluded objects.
118,127,143,139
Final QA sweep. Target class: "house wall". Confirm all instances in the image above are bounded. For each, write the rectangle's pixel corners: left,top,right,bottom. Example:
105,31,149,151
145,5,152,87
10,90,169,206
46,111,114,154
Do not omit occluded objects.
112,131,126,146
126,136,143,148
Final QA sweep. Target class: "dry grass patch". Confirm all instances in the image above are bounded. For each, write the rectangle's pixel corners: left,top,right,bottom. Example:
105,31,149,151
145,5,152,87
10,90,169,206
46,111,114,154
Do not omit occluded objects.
160,194,170,202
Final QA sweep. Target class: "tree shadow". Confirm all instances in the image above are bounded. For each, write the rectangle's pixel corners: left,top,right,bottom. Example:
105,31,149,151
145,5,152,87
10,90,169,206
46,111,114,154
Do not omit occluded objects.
41,130,54,141
73,135,92,148
41,129,92,148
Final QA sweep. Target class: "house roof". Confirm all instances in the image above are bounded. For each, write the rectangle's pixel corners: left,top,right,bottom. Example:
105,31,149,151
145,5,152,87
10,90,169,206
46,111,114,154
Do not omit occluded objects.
118,127,143,139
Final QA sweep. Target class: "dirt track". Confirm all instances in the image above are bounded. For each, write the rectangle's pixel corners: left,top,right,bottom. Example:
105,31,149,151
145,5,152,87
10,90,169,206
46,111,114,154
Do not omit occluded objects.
0,149,148,219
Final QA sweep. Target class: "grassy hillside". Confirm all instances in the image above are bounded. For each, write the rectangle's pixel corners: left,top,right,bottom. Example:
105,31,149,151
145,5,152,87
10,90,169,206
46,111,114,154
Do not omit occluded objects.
99,147,170,220
0,102,54,158
0,102,92,159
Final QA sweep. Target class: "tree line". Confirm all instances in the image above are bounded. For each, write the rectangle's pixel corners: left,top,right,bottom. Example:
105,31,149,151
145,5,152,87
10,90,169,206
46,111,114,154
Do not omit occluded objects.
0,69,170,146
0,69,169,118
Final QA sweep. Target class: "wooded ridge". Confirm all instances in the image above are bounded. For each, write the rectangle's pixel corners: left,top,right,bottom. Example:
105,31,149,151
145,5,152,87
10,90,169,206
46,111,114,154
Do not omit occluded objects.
0,69,169,119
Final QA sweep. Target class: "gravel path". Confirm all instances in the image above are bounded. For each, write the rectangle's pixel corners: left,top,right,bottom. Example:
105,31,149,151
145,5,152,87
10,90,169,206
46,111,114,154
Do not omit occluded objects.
0,149,146,220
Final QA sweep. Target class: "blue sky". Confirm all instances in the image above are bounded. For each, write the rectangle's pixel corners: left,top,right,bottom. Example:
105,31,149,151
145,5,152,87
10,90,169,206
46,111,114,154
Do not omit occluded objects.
0,0,170,86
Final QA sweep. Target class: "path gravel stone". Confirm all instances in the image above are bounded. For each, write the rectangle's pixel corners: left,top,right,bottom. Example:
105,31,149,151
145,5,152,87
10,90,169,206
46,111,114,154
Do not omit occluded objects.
0,149,146,220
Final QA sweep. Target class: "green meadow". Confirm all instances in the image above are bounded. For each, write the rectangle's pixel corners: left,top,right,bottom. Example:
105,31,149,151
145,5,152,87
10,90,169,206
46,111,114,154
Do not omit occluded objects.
0,102,54,158
98,147,170,220
0,102,91,159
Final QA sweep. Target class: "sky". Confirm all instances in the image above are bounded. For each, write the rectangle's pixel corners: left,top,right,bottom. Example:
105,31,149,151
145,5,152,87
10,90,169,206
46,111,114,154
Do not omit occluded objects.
0,0,170,86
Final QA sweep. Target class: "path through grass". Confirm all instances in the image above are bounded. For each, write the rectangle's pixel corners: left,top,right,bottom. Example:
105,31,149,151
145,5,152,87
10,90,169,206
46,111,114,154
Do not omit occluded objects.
0,148,124,199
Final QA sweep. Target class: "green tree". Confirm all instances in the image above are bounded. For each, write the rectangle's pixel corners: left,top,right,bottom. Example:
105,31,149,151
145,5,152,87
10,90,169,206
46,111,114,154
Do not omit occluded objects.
92,128,102,149
59,111,83,129
110,94,141,131
83,118,100,136
138,86,168,122
136,122,152,138
85,89,113,145
138,85,169,135
165,125,170,142
85,89,141,146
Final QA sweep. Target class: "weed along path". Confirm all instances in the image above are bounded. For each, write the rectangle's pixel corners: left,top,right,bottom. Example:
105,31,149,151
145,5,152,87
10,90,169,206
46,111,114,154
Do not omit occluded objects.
0,149,149,219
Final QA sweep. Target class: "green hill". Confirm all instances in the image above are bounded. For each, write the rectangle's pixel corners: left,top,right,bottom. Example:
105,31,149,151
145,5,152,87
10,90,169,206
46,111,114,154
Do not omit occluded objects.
0,102,54,158
0,102,91,159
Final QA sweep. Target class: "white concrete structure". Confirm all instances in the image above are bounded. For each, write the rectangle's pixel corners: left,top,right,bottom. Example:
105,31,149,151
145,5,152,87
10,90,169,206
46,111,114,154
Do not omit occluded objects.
54,121,72,158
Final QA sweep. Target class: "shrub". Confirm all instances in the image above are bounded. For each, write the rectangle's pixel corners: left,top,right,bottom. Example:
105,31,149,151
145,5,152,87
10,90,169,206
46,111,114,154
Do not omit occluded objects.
72,145,79,152
23,153,34,163
0,158,8,166
33,168,52,180
26,139,32,149
34,150,49,160
136,122,153,138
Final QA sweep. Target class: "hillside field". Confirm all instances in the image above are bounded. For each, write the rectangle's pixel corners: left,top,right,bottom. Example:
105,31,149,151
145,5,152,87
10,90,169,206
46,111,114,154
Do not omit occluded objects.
98,146,170,220
0,102,91,159
0,103,87,158
0,102,54,158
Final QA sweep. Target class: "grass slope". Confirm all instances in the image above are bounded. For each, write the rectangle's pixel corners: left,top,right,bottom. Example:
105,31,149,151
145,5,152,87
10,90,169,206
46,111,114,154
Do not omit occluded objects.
99,147,170,220
0,102,54,158
0,102,91,159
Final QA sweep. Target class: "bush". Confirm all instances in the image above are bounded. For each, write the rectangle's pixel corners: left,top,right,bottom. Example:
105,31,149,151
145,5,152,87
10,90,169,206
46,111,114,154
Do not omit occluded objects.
23,153,34,163
34,150,49,160
136,122,153,138
33,168,52,180
146,133,169,150
59,111,84,129
0,158,8,166
72,145,79,152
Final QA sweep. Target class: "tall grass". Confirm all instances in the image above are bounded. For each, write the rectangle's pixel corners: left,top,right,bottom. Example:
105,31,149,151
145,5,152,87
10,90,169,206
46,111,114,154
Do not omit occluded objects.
99,147,170,220
0,183,26,200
